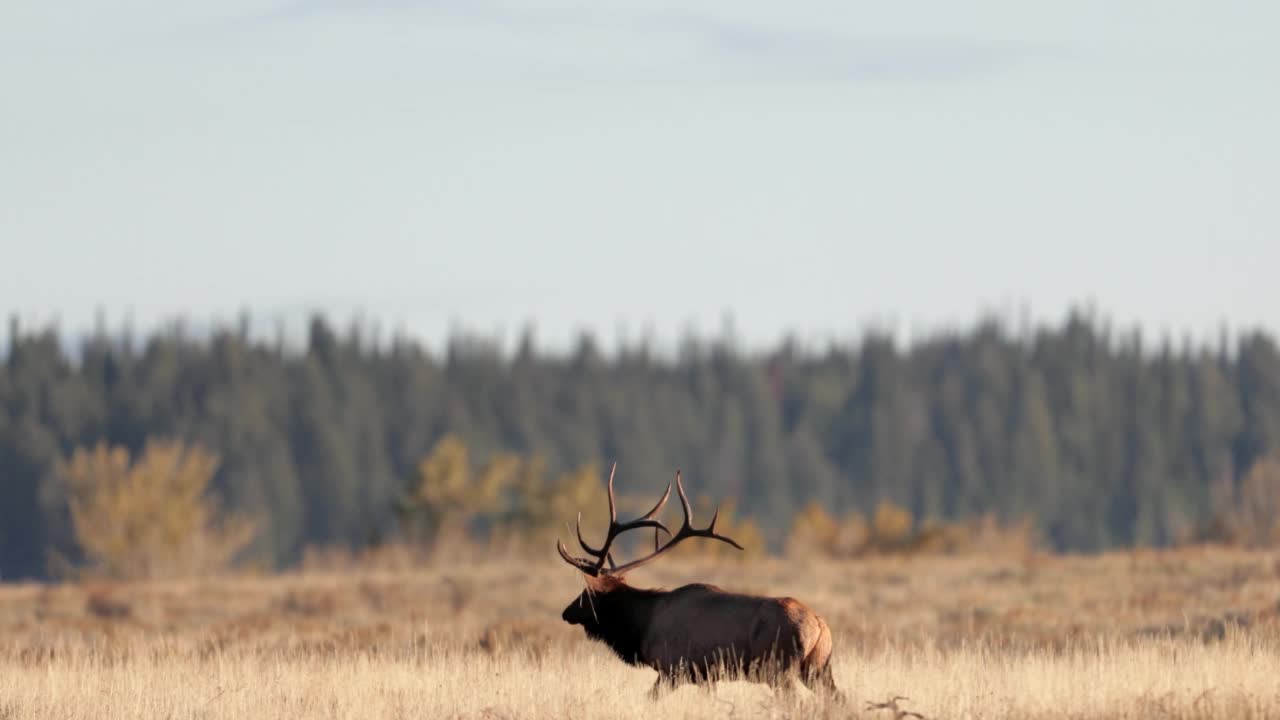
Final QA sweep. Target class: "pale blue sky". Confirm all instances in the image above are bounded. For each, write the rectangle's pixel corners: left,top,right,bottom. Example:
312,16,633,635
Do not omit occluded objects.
2,1,1277,352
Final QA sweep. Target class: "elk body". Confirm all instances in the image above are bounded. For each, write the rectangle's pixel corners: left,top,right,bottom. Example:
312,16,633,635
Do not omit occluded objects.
557,466,840,699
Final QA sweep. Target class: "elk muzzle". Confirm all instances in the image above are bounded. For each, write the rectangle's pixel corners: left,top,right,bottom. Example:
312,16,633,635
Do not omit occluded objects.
561,595,587,625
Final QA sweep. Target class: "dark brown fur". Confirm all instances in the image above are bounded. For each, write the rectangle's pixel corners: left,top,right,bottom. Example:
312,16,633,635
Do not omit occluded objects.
561,574,839,698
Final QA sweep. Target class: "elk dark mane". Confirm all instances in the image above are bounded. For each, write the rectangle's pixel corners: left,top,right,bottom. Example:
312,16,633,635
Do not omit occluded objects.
570,578,664,664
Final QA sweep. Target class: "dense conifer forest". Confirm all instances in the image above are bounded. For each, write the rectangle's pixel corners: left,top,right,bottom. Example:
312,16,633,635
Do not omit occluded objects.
3,310,1279,579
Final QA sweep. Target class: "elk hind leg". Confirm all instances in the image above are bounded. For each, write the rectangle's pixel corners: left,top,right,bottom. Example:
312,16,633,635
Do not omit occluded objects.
799,619,844,703
754,652,801,700
801,663,845,705
768,673,803,702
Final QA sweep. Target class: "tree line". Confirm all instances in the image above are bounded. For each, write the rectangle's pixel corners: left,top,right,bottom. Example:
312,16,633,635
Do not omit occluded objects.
2,310,1279,579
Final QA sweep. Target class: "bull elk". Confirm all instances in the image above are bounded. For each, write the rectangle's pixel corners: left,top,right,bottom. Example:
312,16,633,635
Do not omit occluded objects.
557,465,841,699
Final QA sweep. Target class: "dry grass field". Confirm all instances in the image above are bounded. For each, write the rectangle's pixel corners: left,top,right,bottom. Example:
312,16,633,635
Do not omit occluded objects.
3,546,1280,719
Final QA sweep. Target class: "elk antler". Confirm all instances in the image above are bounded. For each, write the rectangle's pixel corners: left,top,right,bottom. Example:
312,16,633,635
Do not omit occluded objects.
606,470,744,576
556,462,672,576
555,466,747,576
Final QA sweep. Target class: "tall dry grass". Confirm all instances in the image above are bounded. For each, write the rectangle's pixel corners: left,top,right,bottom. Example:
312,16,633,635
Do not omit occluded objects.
3,633,1278,719
2,547,1279,719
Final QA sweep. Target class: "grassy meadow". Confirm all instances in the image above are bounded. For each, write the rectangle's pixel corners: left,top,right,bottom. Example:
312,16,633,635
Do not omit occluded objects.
2,546,1280,719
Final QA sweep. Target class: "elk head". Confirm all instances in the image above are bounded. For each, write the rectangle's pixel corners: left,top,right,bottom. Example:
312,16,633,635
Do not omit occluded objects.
556,465,743,650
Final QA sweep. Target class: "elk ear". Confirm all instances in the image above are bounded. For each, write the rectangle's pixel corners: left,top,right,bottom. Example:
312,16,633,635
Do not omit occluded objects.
582,573,614,593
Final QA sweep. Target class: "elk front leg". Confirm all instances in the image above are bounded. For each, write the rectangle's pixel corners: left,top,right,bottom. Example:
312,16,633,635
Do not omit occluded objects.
649,672,680,700
649,663,696,700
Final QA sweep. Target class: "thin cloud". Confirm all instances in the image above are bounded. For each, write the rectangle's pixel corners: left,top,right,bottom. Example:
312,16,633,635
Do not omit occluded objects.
205,1,1073,85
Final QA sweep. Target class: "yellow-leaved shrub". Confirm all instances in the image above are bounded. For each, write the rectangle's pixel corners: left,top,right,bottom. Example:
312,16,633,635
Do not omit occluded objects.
58,439,256,579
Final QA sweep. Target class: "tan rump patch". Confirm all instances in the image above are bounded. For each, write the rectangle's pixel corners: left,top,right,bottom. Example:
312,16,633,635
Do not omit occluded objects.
776,597,806,619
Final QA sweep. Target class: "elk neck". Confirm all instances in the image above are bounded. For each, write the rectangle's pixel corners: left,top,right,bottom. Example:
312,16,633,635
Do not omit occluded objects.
582,582,665,666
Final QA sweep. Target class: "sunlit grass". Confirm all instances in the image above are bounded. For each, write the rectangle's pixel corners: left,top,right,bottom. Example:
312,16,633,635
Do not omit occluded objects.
2,546,1279,718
